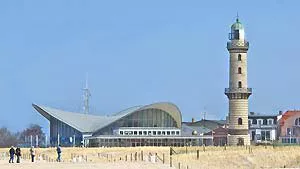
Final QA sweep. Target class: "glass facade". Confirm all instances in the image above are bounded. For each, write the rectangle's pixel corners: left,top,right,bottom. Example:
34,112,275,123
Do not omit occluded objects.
93,108,178,136
50,117,83,146
88,137,212,147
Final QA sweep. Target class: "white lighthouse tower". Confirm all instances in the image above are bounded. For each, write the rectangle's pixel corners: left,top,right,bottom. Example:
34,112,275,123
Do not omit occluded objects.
225,17,252,146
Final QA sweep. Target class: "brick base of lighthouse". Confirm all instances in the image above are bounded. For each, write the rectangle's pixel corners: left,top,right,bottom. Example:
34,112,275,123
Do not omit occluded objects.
228,134,250,146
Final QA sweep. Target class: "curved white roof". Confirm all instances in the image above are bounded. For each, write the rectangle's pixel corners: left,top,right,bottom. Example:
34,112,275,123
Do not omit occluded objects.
32,102,182,133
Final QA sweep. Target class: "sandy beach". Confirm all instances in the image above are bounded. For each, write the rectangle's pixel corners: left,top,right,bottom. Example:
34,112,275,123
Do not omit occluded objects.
0,147,173,169
0,159,172,169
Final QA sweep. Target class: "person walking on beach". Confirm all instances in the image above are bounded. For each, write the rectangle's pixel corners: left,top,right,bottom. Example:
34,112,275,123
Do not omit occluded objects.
15,147,21,163
29,146,36,162
56,145,62,162
8,146,15,163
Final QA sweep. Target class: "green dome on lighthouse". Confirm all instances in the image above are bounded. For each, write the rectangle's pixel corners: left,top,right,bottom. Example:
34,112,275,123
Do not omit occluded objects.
231,18,244,30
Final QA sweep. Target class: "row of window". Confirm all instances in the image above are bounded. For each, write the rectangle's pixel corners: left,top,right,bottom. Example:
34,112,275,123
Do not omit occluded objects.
250,130,271,141
228,93,249,99
237,54,242,88
238,118,275,126
248,119,274,125
282,138,297,143
94,109,178,135
119,130,180,136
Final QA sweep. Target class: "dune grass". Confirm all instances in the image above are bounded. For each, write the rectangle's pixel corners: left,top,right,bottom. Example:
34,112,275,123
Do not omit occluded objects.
1,146,300,168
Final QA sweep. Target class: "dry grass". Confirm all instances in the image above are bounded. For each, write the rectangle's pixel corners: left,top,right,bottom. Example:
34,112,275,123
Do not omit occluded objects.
1,146,300,168
171,146,300,168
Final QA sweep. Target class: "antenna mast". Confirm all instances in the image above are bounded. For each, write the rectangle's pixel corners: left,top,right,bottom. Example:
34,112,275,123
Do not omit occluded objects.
83,73,91,114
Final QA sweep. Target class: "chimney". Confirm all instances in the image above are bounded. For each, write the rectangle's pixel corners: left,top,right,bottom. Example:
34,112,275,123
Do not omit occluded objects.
192,118,195,123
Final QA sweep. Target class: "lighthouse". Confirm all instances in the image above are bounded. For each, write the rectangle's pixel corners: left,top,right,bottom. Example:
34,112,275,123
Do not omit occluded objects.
225,17,252,146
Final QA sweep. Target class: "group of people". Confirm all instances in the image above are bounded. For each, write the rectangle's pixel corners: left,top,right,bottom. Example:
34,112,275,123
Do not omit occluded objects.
8,145,62,163
9,146,21,163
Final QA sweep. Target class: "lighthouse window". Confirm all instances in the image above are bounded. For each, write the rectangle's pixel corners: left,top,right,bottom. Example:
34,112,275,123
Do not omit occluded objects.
238,54,242,61
238,67,242,74
238,81,242,88
234,30,240,39
238,118,243,125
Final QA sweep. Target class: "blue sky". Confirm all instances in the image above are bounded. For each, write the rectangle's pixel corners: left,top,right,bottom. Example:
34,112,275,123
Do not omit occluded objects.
0,0,299,134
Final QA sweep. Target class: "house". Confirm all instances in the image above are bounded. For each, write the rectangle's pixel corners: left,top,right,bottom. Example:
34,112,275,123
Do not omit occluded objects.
204,127,228,146
183,119,228,146
279,110,300,144
248,112,278,144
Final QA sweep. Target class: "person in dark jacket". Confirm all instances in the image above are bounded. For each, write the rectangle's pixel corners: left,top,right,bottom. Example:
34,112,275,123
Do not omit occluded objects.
56,145,62,162
15,147,21,163
9,146,15,163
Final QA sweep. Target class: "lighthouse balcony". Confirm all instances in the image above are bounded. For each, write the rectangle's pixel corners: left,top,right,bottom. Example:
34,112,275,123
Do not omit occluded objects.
225,88,252,94
227,40,249,50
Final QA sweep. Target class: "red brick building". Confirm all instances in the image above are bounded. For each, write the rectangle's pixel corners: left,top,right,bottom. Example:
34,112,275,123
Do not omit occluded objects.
279,110,300,143
204,127,228,146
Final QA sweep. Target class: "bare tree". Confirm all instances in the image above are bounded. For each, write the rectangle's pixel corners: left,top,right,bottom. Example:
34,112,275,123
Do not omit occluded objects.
19,124,46,147
0,127,18,148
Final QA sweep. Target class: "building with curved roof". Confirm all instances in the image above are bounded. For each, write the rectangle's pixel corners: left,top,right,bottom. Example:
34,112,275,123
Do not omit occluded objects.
33,102,212,147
